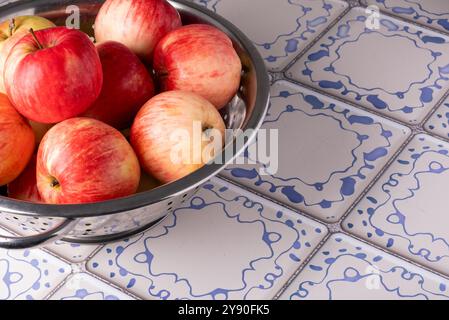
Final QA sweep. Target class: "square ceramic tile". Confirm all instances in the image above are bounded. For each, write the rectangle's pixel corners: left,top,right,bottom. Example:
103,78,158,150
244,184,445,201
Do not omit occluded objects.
280,234,449,300
344,134,449,276
287,7,449,124
45,241,99,264
0,228,70,300
49,273,134,300
222,80,410,222
362,0,449,34
425,96,449,139
0,217,99,263
190,0,348,71
86,178,327,300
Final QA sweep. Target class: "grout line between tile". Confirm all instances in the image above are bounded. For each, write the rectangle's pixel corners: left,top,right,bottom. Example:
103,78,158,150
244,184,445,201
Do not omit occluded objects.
272,232,333,300
82,268,144,300
278,0,449,142
281,3,353,74
221,63,449,292
216,174,331,230
279,72,449,134
358,0,449,37
338,230,449,281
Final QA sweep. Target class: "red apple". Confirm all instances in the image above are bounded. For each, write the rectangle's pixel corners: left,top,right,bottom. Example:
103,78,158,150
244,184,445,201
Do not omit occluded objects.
4,27,103,123
153,24,242,109
0,15,55,93
0,93,35,186
94,0,181,62
82,41,155,129
8,154,42,202
131,91,226,183
37,117,140,204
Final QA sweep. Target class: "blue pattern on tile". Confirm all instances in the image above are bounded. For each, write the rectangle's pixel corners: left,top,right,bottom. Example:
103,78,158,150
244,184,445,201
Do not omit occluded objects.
60,288,120,300
425,101,449,139
300,14,449,118
281,234,449,300
0,248,69,300
48,273,134,300
87,179,326,300
223,81,409,221
192,0,348,70
363,0,449,32
198,0,328,64
344,135,449,275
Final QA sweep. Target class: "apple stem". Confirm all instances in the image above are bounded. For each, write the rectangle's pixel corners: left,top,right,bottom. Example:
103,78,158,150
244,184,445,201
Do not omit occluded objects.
8,18,15,37
29,28,43,50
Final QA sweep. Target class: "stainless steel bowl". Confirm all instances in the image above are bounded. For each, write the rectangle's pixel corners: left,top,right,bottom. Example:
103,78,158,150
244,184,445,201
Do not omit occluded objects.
0,0,270,249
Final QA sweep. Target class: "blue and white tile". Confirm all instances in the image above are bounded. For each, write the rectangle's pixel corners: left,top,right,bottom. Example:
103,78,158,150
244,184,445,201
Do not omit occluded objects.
362,0,449,34
0,228,70,300
222,80,410,222
190,0,348,71
45,241,99,264
86,178,327,300
0,216,99,263
425,97,449,140
287,7,449,124
280,234,449,300
49,273,134,300
344,134,449,276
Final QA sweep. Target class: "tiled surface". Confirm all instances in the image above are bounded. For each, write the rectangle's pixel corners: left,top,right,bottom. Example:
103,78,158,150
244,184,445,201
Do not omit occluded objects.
344,134,449,276
1,0,449,300
0,216,99,263
222,80,410,222
362,0,449,34
425,96,449,140
287,7,449,124
49,273,134,300
0,229,70,300
46,241,99,264
191,0,348,71
280,234,449,300
86,178,327,300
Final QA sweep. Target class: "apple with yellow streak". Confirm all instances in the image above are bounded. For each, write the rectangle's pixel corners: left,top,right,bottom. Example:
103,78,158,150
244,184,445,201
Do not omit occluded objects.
37,118,141,204
0,15,55,93
131,91,226,183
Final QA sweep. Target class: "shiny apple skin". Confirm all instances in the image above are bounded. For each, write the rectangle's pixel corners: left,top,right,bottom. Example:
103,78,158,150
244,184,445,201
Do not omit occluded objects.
153,24,242,109
37,118,141,204
94,0,182,62
8,154,42,202
0,15,55,93
0,93,35,186
82,41,155,129
131,91,226,183
4,27,103,123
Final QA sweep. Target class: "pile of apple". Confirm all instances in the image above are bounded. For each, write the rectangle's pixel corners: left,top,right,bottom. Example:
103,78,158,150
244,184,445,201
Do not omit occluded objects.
0,0,242,204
